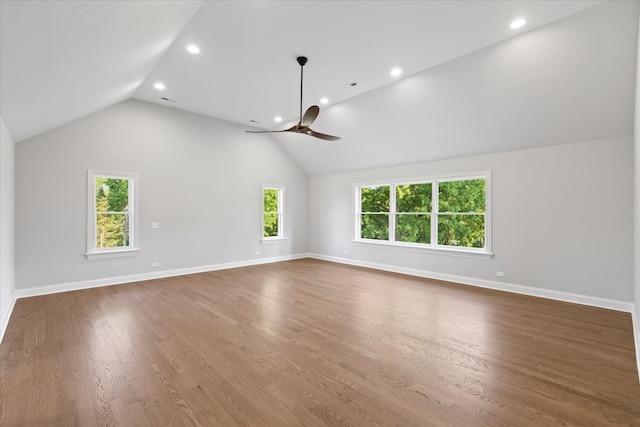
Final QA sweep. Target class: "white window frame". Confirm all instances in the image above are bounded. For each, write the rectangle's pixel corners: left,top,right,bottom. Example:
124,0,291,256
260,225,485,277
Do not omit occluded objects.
354,171,492,259
86,170,140,259
261,185,285,242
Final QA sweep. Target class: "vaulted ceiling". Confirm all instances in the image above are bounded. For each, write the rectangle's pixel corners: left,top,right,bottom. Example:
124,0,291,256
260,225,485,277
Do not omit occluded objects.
1,1,637,175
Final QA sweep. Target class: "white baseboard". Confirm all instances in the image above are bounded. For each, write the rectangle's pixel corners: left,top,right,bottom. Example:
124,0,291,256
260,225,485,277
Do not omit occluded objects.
309,253,634,313
0,293,17,344
633,307,640,383
14,253,310,299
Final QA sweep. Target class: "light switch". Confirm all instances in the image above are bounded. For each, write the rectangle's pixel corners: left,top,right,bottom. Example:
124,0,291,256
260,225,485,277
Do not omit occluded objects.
151,222,159,229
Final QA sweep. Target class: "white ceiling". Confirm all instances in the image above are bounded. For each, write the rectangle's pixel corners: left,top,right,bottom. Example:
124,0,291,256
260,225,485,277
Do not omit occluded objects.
0,0,202,142
1,1,638,176
277,1,639,175
134,0,605,129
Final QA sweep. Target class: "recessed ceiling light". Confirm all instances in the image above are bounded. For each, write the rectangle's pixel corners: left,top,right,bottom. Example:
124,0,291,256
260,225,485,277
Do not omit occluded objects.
510,18,526,29
320,97,329,104
274,116,282,122
187,45,200,54
154,82,165,90
390,68,402,77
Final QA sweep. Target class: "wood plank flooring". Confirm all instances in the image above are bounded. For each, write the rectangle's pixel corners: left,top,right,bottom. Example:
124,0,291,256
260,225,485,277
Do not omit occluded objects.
1,258,639,426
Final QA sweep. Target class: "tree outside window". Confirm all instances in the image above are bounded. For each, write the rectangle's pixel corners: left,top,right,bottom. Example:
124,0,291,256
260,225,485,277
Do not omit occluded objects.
263,186,283,239
86,170,138,258
356,175,489,252
95,177,130,248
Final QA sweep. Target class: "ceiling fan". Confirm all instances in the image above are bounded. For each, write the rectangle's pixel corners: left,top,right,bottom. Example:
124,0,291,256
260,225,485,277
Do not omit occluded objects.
246,56,341,141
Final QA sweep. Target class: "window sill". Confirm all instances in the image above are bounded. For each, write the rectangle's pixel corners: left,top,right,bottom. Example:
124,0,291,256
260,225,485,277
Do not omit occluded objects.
260,238,287,244
353,239,493,259
85,248,141,260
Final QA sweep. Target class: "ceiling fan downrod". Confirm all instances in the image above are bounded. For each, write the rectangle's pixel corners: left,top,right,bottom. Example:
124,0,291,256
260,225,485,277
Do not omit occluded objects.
297,56,308,124
245,55,340,141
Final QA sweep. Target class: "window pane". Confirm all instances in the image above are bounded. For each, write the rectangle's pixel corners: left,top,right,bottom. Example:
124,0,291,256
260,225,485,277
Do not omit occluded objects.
361,214,389,240
96,177,129,212
395,214,430,244
264,188,279,212
396,183,431,212
438,214,485,248
264,213,279,237
360,186,390,212
438,179,485,213
96,213,130,248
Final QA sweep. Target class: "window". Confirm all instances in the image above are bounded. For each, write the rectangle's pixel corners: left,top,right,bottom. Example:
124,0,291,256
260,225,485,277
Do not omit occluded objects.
395,183,432,244
437,179,486,248
263,186,284,240
360,186,389,240
86,170,139,259
355,173,491,256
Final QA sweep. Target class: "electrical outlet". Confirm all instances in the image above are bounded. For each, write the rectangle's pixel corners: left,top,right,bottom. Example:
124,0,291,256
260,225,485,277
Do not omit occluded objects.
256,251,260,255
496,271,505,277
151,262,159,268
151,222,159,229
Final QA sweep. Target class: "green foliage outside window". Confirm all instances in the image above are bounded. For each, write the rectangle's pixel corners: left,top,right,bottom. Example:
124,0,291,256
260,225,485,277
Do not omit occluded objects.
438,179,485,248
437,214,485,248
438,179,485,213
95,178,130,248
263,188,280,237
360,186,389,240
361,214,389,240
360,186,389,212
358,178,486,249
395,184,431,244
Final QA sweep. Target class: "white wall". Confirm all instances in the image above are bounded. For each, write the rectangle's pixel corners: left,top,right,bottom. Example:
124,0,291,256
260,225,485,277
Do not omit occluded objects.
310,136,634,303
15,99,308,291
0,115,16,339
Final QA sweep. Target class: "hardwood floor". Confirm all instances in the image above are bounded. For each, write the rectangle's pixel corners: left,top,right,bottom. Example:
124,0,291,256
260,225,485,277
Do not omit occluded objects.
1,258,639,426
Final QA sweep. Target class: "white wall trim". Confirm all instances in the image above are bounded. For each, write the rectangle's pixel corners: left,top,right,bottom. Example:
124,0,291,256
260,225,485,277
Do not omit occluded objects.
352,239,493,259
0,293,17,344
632,306,640,383
309,253,634,313
14,253,310,299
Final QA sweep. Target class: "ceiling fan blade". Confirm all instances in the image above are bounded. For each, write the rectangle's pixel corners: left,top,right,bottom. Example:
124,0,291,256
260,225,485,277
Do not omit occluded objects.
245,130,289,134
300,105,319,127
246,124,298,134
304,128,341,141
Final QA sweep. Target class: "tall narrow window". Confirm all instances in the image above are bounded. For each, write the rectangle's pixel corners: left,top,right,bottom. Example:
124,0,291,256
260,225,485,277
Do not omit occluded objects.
263,186,284,239
87,170,139,258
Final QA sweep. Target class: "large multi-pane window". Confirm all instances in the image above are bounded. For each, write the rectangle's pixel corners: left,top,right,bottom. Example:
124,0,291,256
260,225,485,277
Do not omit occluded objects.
356,174,490,253
87,170,138,258
263,186,284,239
